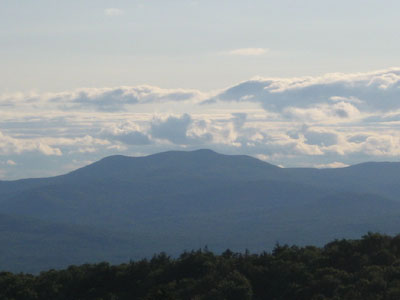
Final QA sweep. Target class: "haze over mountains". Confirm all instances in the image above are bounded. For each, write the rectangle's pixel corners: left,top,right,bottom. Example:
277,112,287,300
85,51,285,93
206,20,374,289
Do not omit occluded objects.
1,149,400,273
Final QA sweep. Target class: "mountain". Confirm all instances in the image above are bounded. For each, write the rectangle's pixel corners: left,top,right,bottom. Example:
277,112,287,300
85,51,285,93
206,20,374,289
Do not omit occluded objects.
1,149,400,273
0,213,141,274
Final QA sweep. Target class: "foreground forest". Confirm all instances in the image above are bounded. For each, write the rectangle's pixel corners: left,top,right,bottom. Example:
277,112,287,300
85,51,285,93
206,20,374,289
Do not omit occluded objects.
2,233,400,300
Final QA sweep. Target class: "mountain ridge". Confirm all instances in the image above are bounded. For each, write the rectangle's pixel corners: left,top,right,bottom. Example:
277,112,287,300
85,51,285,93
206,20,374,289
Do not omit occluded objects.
2,149,400,273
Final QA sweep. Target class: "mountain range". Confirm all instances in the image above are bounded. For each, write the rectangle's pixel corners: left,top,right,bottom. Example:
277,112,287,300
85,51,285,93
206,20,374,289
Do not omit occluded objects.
1,149,400,273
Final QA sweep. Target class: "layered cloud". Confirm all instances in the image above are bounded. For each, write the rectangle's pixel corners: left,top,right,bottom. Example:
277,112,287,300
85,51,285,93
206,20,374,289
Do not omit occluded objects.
1,68,400,179
211,68,400,113
1,86,205,112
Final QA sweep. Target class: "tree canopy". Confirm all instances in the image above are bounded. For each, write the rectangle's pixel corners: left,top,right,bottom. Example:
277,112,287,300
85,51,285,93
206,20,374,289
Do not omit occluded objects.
2,233,400,299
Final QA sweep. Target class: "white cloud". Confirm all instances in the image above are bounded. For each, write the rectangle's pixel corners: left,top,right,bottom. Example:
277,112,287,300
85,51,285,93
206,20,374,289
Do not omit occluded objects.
103,123,151,146
315,162,349,169
8,85,205,112
75,148,96,154
6,160,16,166
211,68,400,112
104,8,124,16
45,136,110,147
329,96,363,104
284,101,361,123
37,143,62,156
0,130,111,157
361,134,400,157
0,130,61,156
150,114,212,145
2,68,400,178
225,48,269,56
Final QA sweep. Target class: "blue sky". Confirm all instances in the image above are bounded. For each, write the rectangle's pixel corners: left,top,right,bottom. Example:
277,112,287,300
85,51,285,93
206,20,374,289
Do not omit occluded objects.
1,1,400,179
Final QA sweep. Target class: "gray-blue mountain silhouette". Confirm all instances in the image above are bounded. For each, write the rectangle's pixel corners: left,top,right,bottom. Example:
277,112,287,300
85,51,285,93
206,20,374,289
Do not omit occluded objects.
1,149,400,273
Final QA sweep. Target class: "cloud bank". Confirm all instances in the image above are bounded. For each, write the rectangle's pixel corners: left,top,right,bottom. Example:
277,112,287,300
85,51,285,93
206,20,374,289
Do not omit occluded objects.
1,68,400,179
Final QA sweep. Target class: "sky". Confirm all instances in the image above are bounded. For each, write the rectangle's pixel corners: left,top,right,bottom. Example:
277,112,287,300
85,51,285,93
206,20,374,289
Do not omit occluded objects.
1,0,400,179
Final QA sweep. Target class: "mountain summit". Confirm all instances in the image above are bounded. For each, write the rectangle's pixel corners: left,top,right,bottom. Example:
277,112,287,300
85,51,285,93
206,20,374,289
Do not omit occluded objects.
66,149,280,181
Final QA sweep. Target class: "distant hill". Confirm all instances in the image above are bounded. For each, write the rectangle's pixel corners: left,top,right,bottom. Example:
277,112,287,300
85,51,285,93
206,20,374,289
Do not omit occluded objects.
0,214,140,273
1,149,400,273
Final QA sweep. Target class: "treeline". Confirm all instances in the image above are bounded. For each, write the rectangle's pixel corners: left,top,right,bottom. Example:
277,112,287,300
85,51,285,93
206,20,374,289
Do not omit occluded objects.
3,233,400,299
